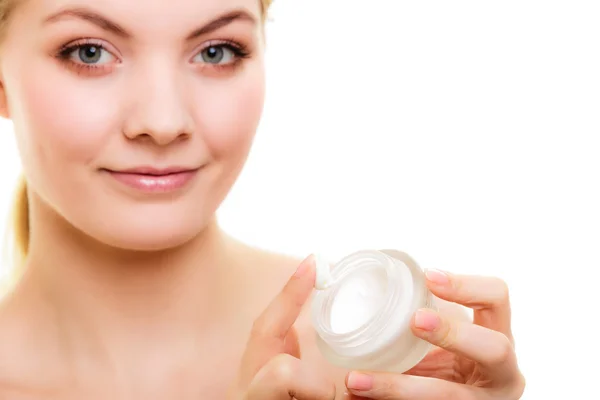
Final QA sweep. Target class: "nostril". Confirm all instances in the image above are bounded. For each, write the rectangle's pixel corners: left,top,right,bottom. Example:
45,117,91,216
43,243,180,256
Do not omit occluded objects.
123,126,191,146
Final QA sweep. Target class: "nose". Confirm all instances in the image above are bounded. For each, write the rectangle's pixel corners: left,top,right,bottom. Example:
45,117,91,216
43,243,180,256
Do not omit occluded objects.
122,64,193,146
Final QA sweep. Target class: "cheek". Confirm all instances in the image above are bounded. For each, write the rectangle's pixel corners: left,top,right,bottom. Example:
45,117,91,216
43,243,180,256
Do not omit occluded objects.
12,69,119,172
194,69,265,160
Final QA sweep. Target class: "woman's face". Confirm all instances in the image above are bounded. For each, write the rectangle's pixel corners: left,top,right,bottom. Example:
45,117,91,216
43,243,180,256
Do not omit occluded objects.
0,0,266,250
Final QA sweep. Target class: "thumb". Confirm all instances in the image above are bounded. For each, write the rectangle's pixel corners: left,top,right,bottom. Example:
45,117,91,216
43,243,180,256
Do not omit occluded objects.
238,255,316,388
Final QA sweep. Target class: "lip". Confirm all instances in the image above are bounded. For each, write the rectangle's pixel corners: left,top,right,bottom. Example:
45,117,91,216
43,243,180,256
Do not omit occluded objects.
103,167,199,193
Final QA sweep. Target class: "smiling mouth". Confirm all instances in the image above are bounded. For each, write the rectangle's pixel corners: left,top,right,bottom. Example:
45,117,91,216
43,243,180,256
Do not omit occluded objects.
103,167,200,193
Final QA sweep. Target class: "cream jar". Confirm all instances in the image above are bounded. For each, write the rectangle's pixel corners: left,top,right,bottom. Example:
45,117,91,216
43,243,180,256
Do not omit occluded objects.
311,249,436,373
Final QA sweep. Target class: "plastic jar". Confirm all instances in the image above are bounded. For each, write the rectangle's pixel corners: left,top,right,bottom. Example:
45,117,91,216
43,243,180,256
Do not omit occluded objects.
311,249,436,373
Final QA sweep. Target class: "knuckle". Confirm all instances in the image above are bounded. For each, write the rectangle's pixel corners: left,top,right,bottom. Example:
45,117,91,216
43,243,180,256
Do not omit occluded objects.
262,353,297,385
372,377,399,398
287,288,306,310
249,318,266,339
436,318,457,349
488,331,514,365
449,273,462,292
249,317,281,343
384,379,407,398
357,375,403,399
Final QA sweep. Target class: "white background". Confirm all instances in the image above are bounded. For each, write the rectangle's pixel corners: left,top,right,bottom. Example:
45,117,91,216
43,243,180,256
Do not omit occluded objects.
1,1,599,398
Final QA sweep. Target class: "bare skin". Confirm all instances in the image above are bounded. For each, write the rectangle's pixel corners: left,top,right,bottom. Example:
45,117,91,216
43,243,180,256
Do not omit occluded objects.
0,0,524,397
0,0,343,395
0,234,471,399
0,235,327,398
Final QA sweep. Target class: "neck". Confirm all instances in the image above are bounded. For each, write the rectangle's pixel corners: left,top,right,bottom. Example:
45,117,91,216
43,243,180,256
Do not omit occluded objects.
19,194,246,376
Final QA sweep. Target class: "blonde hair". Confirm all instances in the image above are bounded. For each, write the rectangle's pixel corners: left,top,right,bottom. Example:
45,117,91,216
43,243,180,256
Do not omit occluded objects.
3,175,28,276
0,0,273,278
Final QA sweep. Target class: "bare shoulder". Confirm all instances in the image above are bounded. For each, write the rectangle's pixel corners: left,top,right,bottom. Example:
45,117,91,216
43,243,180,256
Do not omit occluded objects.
225,237,305,300
231,241,302,273
0,289,63,398
0,290,28,377
0,291,32,395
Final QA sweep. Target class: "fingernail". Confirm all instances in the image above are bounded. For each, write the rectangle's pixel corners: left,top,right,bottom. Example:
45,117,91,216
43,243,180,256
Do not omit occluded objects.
346,371,373,391
425,268,449,285
294,255,313,277
414,309,440,331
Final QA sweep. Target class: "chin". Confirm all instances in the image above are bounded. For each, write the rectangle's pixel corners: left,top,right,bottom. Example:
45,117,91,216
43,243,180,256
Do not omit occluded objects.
81,210,210,252
101,228,199,252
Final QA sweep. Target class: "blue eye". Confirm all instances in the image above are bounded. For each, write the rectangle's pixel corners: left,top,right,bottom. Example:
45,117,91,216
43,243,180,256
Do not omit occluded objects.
69,44,115,65
194,45,238,65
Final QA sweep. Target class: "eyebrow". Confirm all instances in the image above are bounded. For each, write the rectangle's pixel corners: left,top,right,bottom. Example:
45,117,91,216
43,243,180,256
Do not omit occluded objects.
187,10,256,40
43,7,256,39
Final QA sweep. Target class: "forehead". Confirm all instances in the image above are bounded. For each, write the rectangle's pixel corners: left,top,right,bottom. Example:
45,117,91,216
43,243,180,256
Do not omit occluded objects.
17,0,262,33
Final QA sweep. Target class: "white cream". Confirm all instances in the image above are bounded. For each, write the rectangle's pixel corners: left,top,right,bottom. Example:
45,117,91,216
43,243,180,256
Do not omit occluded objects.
311,249,436,374
329,268,387,333
314,254,335,290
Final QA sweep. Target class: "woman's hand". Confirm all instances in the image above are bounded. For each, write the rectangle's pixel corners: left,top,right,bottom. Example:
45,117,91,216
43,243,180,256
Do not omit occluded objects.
229,255,336,400
344,271,526,399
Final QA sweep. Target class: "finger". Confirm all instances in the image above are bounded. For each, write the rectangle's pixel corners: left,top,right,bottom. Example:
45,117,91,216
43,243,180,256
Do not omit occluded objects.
238,255,316,386
411,308,519,384
246,353,336,400
345,371,482,399
424,269,512,338
283,326,301,359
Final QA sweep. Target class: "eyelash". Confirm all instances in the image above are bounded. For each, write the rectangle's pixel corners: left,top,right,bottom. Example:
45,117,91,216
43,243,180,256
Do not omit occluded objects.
55,38,251,75
197,38,251,72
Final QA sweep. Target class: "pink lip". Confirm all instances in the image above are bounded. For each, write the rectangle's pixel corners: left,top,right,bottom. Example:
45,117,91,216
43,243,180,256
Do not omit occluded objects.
105,167,199,193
